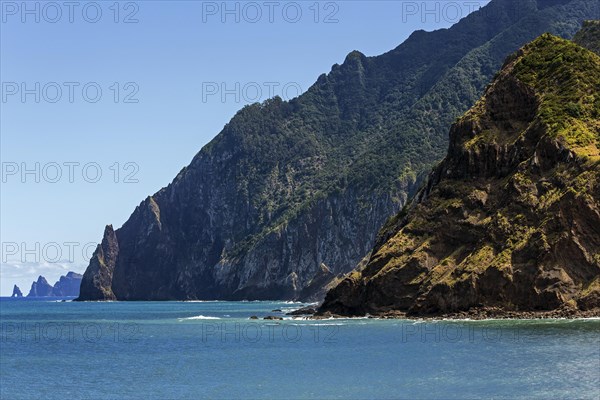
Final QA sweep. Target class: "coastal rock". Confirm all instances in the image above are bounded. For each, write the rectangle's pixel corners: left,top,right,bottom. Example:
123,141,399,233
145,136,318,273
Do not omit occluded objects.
263,316,284,320
52,272,83,297
320,33,600,318
24,272,83,297
78,225,119,300
27,276,54,297
11,285,23,298
286,306,317,316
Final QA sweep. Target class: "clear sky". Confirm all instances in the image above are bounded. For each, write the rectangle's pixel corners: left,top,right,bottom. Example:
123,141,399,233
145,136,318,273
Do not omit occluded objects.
0,0,490,295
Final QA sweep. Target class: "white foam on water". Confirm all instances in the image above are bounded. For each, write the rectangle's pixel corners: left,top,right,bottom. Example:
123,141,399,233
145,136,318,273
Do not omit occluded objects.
178,315,221,321
180,300,224,303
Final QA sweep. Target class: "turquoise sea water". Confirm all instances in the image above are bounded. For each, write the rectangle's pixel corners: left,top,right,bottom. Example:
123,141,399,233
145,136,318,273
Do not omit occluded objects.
1,298,599,399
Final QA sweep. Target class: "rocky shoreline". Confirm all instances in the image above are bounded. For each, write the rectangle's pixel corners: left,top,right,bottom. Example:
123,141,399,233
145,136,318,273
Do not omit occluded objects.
311,306,600,321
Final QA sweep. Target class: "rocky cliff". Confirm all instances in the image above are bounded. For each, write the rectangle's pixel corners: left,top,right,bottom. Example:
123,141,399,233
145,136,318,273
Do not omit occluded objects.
319,33,600,318
78,0,600,301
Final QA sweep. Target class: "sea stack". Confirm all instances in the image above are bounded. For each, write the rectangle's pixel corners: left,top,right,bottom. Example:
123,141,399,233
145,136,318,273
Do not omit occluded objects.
11,285,23,298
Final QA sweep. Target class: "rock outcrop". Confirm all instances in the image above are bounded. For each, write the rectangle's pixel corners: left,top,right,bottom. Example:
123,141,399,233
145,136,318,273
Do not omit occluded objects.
79,225,118,300
319,33,600,318
77,0,599,301
27,276,54,297
51,272,83,297
11,285,23,298
24,272,83,297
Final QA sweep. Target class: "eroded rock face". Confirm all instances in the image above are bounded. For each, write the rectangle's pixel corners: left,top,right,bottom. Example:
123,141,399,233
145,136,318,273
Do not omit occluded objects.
320,34,600,317
78,225,119,300
77,1,600,302
99,189,402,301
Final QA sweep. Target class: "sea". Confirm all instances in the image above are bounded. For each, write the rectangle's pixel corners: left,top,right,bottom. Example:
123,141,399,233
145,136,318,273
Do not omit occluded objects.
1,297,599,399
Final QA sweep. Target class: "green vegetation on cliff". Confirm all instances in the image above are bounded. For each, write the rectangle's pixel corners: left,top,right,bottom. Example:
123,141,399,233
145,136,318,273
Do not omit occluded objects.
514,34,600,154
573,20,600,54
320,33,600,317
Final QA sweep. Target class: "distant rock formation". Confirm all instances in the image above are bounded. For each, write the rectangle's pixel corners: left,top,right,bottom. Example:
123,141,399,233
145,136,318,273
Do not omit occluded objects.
11,285,23,298
25,272,83,297
52,272,83,296
27,276,54,297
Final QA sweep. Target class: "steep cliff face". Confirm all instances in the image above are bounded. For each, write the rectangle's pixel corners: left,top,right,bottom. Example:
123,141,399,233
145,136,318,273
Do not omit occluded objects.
320,34,600,317
79,225,119,300
105,183,404,301
78,0,600,301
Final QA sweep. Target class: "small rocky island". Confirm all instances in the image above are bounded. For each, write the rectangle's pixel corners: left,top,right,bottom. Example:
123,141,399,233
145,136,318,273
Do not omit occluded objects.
11,285,23,298
52,272,84,297
27,276,54,297
25,272,83,297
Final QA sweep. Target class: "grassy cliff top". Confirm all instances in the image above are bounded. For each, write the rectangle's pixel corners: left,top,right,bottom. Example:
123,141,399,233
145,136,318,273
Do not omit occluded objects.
461,34,600,158
515,34,599,156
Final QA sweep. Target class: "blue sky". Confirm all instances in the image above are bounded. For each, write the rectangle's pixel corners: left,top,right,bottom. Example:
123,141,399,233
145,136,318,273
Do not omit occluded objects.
0,0,490,295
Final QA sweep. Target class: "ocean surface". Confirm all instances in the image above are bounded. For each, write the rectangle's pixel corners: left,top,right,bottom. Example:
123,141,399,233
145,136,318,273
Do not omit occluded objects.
1,298,599,399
